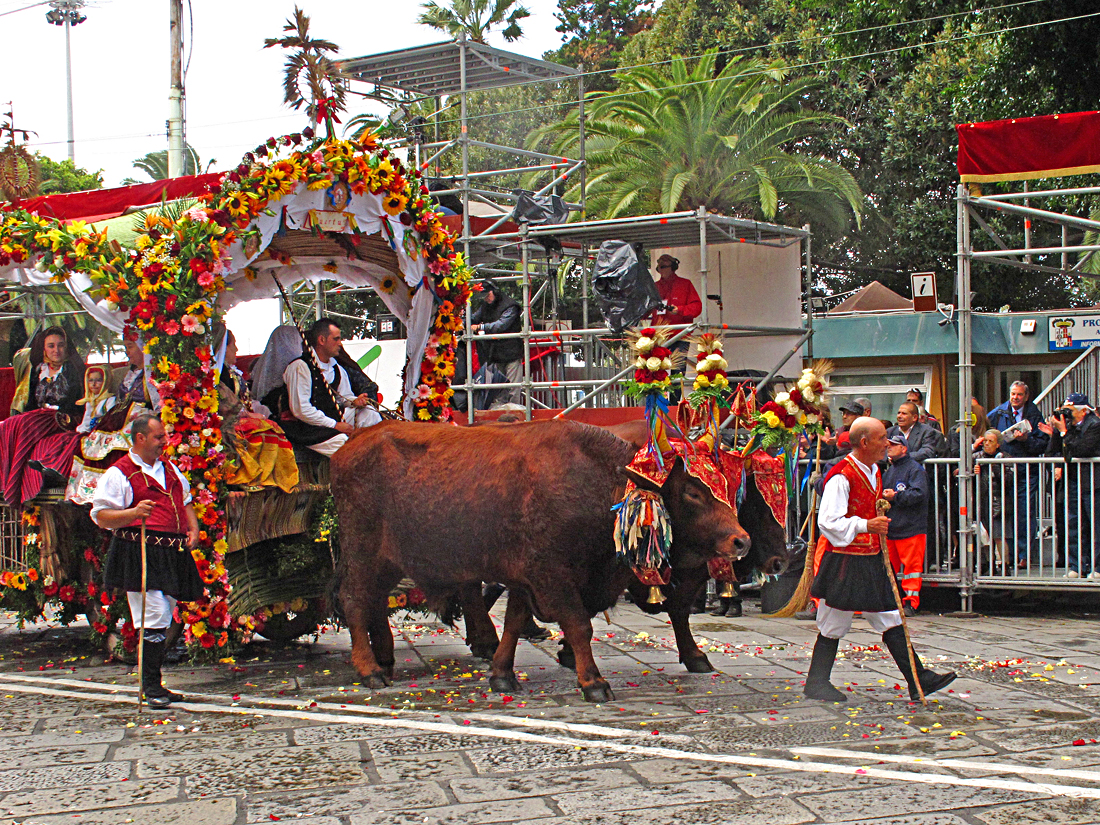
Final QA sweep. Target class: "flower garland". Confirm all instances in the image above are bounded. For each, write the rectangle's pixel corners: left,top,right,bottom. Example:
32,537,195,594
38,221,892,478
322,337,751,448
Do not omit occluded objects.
624,327,675,397
746,363,831,453
687,333,730,408
414,258,474,421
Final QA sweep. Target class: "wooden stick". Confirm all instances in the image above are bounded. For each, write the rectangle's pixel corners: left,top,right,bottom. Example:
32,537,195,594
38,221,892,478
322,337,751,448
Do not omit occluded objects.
876,499,926,707
136,517,147,715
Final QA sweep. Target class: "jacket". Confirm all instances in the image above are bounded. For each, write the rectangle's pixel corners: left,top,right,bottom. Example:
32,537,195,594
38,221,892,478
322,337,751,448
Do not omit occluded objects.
885,421,945,463
470,279,523,364
987,400,1048,457
1045,412,1100,486
883,453,928,540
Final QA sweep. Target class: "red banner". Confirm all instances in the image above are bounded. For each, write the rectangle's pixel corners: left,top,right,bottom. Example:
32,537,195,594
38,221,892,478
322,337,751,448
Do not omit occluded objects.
7,172,223,222
957,111,1100,183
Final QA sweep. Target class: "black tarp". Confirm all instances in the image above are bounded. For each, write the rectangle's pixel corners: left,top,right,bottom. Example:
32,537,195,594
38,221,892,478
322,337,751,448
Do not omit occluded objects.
591,240,661,333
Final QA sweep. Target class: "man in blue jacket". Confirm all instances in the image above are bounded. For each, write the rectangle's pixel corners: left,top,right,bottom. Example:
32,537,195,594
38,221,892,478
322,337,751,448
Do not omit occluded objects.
883,435,928,616
987,380,1049,566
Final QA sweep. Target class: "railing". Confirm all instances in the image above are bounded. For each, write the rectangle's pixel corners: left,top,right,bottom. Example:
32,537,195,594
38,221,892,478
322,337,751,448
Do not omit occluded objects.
924,456,1100,602
0,506,25,572
1033,344,1100,419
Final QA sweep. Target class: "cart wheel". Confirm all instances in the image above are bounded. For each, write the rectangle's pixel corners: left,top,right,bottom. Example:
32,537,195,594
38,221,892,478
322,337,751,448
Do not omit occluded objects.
257,605,325,644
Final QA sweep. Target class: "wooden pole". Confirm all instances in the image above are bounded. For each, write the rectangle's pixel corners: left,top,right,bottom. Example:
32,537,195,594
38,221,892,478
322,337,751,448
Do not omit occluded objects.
136,517,147,714
876,499,926,706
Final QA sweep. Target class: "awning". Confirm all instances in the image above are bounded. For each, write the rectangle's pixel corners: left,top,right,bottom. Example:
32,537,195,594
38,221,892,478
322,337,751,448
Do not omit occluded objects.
957,111,1100,183
6,173,222,222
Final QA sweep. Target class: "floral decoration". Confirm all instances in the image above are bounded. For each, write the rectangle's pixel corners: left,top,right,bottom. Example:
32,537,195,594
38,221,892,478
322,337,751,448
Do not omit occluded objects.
688,333,730,407
746,362,831,452
0,127,469,654
624,327,675,398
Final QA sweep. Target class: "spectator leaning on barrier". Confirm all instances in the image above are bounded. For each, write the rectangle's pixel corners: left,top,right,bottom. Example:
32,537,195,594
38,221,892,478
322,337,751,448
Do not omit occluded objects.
887,401,945,464
1039,393,1100,579
883,435,928,615
987,380,1048,566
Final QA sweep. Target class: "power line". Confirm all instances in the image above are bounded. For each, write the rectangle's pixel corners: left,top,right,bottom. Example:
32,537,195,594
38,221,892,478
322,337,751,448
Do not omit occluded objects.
440,7,1100,129
0,1,50,18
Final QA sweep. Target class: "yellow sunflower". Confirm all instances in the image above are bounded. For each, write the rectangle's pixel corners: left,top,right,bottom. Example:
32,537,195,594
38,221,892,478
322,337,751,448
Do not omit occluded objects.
382,192,408,216
377,274,398,294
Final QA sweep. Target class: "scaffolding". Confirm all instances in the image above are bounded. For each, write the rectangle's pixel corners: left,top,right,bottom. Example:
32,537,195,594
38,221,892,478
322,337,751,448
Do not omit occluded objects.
955,180,1100,610
336,41,816,423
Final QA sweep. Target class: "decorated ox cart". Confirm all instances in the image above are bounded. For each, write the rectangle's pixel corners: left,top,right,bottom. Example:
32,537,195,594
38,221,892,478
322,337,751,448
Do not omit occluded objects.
0,123,472,655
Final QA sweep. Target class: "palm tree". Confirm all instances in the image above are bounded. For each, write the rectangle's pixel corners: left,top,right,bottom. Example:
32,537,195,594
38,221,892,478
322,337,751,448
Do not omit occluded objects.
532,52,863,232
120,145,212,185
418,0,530,43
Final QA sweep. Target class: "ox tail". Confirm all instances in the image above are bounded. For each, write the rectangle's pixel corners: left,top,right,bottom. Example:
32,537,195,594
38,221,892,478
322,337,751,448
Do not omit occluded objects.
765,547,813,618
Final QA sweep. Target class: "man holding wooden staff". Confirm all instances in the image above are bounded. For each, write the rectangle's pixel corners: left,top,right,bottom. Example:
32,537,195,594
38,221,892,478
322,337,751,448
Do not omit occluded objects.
92,412,203,709
803,416,956,703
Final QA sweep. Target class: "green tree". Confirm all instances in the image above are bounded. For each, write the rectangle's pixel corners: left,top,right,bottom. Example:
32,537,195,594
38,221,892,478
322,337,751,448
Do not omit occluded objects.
35,154,103,194
548,0,653,89
264,5,346,129
533,51,862,230
417,0,530,43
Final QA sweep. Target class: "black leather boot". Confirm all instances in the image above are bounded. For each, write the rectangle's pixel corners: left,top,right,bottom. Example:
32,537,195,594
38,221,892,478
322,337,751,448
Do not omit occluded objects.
709,597,731,616
804,634,846,702
141,631,183,707
882,625,956,701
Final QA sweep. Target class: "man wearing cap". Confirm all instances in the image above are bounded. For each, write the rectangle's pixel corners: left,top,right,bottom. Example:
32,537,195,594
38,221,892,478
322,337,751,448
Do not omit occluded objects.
887,401,945,464
838,400,863,432
803,416,955,702
1040,393,1100,579
883,435,928,615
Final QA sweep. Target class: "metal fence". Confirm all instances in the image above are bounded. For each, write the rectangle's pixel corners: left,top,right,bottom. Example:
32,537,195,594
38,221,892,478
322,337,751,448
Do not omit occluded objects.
925,456,1100,607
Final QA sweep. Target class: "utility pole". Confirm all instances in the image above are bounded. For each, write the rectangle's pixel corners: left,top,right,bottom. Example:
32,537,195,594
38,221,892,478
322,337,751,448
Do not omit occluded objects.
45,1,87,164
167,0,185,177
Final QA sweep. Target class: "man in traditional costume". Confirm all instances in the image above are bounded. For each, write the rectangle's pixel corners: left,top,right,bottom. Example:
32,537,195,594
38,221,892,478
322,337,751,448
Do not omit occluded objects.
91,413,204,709
804,416,956,703
279,318,381,457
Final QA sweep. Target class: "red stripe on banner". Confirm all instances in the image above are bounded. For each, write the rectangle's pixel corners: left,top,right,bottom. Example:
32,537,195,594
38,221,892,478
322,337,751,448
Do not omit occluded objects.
7,173,224,221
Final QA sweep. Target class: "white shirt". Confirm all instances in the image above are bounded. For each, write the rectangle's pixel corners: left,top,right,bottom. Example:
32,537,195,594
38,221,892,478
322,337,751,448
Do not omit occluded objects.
90,450,193,527
819,454,879,548
77,396,117,434
283,350,353,430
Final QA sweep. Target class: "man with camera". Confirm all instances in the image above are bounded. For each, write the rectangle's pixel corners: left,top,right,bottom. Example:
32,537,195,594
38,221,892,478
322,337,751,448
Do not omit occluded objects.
1040,393,1100,579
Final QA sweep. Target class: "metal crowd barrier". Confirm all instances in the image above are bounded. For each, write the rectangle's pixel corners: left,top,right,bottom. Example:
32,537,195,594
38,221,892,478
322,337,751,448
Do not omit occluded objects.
925,456,1100,608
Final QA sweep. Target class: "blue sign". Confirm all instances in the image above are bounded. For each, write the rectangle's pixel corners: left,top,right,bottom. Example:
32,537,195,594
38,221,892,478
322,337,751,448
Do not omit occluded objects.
1049,315,1100,351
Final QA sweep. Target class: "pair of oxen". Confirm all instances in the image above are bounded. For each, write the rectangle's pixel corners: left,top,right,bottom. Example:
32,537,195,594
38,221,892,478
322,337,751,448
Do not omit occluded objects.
330,417,789,702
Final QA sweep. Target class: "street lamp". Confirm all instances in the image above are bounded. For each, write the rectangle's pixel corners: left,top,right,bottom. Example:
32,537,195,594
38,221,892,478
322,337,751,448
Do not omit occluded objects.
45,0,87,164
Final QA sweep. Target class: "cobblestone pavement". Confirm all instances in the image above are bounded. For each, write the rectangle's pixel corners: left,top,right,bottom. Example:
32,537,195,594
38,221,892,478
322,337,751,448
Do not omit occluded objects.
2,597,1100,824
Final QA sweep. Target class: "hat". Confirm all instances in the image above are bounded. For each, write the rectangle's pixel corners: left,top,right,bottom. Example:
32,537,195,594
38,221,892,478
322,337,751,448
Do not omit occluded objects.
1065,392,1093,409
836,431,851,449
838,400,863,416
887,435,908,447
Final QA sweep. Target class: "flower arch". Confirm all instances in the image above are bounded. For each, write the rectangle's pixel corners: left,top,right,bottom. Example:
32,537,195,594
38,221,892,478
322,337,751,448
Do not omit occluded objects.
0,129,473,650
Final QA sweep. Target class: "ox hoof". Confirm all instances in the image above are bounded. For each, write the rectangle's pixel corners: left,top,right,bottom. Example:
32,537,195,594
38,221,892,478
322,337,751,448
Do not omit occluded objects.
367,670,393,688
581,682,615,703
489,674,522,694
682,655,715,674
470,643,497,661
557,647,576,671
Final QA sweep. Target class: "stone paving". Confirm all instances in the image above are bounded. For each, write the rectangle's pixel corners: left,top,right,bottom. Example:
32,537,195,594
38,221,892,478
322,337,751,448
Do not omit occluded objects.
1,595,1100,824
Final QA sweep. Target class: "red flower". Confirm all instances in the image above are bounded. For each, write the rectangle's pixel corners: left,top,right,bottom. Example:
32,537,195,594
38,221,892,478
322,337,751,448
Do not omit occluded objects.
634,369,648,382
200,633,216,648
59,585,76,602
790,389,802,405
189,258,208,275
43,582,58,597
641,327,656,337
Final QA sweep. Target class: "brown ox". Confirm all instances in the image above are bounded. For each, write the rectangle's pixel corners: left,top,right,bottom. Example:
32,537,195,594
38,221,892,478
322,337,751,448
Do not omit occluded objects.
331,419,750,702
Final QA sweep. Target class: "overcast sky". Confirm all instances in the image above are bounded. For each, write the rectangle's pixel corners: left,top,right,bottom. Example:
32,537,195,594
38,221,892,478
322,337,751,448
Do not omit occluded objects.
1,0,567,187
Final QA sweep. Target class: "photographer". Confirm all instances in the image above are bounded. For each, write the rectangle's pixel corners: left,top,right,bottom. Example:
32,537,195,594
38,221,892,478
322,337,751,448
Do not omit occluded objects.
1039,393,1100,578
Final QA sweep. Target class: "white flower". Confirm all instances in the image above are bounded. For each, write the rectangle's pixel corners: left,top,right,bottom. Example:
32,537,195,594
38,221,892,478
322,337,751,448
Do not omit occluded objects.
704,353,723,367
785,401,800,416
105,301,119,312
775,391,790,405
806,413,820,425
714,357,728,371
646,356,662,371
802,388,816,403
635,357,646,368
660,358,672,370
802,367,815,376
636,336,654,353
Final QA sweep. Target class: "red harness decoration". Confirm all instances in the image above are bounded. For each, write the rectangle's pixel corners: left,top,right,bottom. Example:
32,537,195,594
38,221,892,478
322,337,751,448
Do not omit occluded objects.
746,451,787,529
821,454,882,556
115,454,188,534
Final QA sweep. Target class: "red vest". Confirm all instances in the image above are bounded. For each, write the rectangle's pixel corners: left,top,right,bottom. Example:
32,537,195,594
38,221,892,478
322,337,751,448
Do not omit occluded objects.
822,454,883,556
115,454,188,534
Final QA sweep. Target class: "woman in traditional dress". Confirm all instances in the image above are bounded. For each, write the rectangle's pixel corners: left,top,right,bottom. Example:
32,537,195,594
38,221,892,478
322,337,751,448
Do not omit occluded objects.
0,326,86,505
220,330,299,492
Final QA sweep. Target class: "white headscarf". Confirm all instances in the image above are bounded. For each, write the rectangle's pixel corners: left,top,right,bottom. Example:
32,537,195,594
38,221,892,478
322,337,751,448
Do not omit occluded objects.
250,325,305,402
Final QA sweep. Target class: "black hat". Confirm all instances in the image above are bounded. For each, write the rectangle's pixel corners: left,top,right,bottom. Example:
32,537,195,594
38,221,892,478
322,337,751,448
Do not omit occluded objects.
838,399,864,416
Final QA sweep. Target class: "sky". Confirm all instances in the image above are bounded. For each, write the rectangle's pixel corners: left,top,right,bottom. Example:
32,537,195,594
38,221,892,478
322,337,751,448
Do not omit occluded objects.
0,0,568,186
